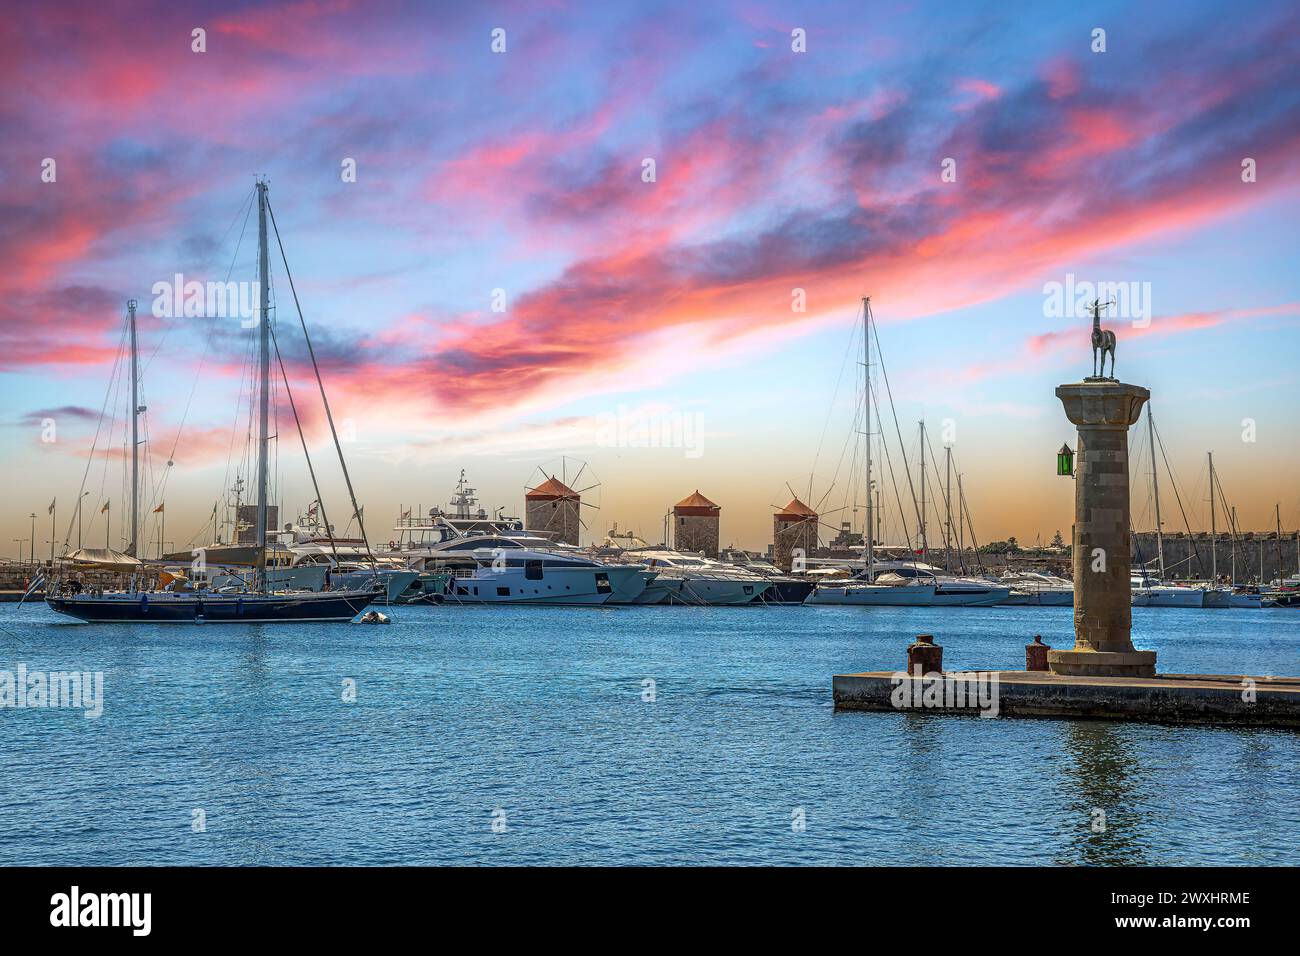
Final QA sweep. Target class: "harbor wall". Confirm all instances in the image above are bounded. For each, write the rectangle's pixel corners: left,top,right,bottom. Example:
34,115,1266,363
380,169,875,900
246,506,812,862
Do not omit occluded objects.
1131,530,1299,583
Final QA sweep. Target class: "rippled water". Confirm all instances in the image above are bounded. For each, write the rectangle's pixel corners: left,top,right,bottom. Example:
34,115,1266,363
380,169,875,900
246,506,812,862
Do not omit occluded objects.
1,601,1296,865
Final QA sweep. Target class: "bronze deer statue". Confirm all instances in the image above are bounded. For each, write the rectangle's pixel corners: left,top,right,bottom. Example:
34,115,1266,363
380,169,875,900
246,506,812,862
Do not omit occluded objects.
1090,298,1116,378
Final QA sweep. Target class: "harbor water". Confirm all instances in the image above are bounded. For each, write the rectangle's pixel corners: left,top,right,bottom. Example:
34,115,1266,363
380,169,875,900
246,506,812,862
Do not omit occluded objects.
1,602,1297,866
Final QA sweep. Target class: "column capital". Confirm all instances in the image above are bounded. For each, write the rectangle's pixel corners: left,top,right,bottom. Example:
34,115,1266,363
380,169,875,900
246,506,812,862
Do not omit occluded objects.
1055,380,1149,428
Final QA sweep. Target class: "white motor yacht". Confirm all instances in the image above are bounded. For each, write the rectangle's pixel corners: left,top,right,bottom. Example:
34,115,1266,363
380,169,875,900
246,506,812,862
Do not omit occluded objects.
629,550,772,605
1000,571,1074,606
804,578,936,606
382,474,647,605
399,532,645,606
1130,573,1204,607
858,561,1010,606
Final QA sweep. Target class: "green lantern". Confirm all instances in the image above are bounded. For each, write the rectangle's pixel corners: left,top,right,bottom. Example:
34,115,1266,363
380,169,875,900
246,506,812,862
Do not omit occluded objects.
1057,443,1075,477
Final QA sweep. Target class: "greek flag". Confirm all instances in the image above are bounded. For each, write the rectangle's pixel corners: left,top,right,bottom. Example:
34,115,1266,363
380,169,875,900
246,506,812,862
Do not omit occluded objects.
17,572,46,607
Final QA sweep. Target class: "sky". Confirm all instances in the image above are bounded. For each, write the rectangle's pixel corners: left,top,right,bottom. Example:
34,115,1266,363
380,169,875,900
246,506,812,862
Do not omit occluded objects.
1,0,1297,558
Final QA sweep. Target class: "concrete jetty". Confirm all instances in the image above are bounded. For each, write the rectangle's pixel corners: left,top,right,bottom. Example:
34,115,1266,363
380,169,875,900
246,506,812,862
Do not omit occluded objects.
833,669,1300,728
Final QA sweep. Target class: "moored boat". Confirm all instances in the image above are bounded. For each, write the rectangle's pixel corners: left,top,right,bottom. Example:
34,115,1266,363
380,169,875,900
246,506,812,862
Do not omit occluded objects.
46,586,380,623
1000,571,1073,606
43,182,380,625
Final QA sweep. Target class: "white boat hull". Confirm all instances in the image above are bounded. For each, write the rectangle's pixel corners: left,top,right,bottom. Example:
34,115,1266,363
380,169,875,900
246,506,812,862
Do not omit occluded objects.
1200,588,1233,609
332,569,419,602
603,568,654,604
444,566,616,605
1132,588,1204,607
805,584,936,606
930,584,1011,607
633,581,678,604
673,577,770,605
1003,589,1073,606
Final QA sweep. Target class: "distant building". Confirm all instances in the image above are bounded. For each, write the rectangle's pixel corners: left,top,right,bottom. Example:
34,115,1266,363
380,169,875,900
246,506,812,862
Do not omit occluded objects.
773,497,818,571
673,490,720,557
830,520,863,549
235,504,278,545
525,475,581,545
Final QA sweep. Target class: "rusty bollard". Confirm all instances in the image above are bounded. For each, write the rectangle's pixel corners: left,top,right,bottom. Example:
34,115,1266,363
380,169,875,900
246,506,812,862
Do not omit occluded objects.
907,634,943,676
1025,635,1050,672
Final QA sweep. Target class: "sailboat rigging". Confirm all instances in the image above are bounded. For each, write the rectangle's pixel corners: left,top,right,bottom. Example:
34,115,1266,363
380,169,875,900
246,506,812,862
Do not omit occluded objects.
44,181,380,623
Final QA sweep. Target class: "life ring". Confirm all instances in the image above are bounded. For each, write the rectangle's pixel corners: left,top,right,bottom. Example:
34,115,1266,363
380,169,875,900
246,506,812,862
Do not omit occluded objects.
388,540,396,549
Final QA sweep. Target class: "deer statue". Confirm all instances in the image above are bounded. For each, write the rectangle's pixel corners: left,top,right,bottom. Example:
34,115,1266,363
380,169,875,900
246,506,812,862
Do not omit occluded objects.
1090,298,1117,378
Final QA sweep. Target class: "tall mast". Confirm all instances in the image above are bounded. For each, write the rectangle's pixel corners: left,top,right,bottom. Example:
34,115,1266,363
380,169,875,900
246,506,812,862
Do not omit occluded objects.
1147,407,1164,580
127,298,140,557
956,472,965,568
254,180,271,589
944,444,953,572
1208,451,1216,581
918,420,927,557
1230,504,1237,587
875,486,882,552
862,297,873,580
1277,503,1284,586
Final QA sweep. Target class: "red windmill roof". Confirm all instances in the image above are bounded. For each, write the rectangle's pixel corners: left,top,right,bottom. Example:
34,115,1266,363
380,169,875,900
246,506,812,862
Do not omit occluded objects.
673,489,719,516
674,490,719,510
776,497,817,518
526,475,579,500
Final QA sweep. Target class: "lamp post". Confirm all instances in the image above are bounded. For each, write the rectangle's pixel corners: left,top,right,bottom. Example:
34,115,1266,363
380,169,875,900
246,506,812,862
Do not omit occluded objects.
28,513,35,565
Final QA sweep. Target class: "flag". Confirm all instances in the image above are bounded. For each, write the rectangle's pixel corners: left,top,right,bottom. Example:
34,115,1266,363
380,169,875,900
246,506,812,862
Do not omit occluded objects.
47,498,55,515
20,573,45,603
401,508,411,519
154,502,165,513
101,500,110,513
307,500,319,517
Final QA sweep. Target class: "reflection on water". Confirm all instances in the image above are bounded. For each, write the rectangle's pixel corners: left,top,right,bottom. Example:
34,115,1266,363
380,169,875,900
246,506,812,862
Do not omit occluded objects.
1,601,1297,865
1057,722,1148,865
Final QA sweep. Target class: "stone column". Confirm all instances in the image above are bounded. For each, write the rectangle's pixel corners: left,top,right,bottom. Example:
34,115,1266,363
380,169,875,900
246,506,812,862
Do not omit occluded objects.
1047,380,1157,678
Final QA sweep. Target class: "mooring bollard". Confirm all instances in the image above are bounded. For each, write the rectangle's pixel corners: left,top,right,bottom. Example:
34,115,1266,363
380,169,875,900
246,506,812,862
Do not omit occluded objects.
907,634,943,676
1026,635,1050,672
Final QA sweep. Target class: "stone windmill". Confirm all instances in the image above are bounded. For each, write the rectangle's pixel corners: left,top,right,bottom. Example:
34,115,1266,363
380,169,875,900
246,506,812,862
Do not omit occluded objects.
523,457,601,546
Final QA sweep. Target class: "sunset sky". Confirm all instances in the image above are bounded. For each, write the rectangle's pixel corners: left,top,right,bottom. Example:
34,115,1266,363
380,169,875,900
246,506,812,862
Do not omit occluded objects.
1,0,1297,557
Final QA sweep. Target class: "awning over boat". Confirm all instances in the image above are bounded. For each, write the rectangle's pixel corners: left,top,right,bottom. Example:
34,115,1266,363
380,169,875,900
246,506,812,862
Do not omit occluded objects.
62,548,144,569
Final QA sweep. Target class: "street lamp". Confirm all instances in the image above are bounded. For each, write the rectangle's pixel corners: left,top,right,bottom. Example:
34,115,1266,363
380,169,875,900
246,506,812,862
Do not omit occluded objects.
1057,443,1075,478
28,513,35,564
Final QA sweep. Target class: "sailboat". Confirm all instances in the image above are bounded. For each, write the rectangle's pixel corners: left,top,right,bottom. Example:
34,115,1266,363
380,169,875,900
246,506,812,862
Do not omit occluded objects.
1130,406,1204,608
1220,504,1263,608
45,182,380,623
1262,504,1300,608
805,297,936,606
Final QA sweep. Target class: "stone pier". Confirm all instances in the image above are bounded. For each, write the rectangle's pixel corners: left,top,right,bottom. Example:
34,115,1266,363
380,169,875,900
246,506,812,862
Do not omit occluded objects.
829,377,1300,727
1048,379,1156,678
